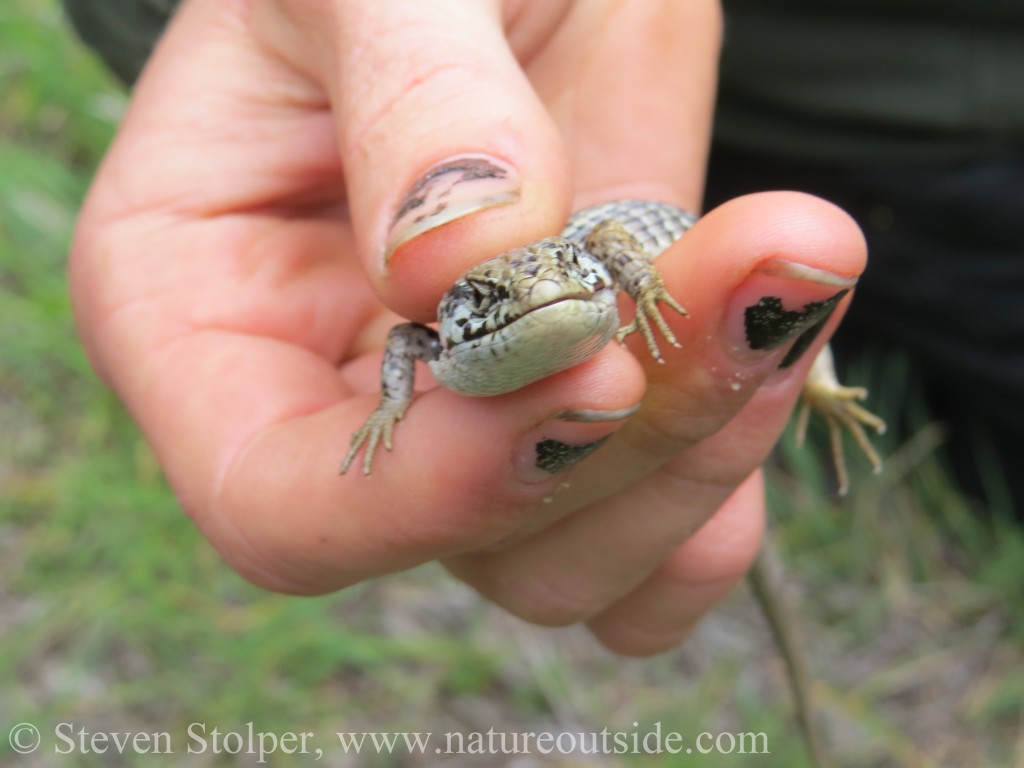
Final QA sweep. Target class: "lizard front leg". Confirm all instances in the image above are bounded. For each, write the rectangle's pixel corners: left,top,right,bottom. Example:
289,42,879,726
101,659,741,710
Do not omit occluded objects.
340,322,441,476
582,219,688,363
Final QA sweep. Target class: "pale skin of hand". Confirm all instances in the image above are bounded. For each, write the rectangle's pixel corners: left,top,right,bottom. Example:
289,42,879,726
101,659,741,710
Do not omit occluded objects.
69,0,866,655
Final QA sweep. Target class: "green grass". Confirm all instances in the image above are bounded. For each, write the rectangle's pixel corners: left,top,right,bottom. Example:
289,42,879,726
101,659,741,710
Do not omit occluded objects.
1,2,1022,766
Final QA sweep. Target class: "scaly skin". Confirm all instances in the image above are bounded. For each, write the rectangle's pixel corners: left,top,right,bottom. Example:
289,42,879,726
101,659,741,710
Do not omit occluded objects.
340,199,887,768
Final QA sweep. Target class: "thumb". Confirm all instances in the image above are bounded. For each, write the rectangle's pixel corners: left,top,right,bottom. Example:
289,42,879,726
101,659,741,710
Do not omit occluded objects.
271,0,571,318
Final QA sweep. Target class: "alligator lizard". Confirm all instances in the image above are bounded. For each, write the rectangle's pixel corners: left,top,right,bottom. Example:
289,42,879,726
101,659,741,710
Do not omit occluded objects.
339,198,884,482
339,199,887,768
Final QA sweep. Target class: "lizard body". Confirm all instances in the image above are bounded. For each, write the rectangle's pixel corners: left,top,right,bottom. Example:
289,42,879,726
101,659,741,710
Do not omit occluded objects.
339,199,886,768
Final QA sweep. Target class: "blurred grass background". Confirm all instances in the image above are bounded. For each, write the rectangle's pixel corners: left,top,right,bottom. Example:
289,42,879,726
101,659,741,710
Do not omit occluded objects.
1,1,1021,765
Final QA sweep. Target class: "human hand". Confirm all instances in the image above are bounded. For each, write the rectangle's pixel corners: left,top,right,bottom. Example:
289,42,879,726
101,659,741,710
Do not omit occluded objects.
69,0,866,654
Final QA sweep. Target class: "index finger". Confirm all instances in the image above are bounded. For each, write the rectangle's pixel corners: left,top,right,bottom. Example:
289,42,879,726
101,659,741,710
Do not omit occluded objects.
526,0,722,209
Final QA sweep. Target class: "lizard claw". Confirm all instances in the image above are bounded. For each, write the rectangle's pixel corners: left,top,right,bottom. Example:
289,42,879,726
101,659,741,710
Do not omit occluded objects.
582,218,688,364
798,346,886,494
339,401,408,476
616,286,689,363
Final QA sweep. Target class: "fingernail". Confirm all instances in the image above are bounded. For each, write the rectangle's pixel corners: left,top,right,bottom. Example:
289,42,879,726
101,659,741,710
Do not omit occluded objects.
515,410,632,484
535,437,611,474
555,403,640,422
726,259,857,368
746,289,848,368
385,154,521,262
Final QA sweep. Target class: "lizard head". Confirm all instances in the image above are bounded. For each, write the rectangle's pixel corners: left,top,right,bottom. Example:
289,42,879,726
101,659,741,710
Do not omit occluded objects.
437,237,615,348
429,237,620,395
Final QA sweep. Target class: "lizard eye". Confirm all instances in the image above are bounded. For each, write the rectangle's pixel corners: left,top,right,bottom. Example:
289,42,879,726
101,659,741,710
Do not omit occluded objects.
546,243,572,265
466,277,495,305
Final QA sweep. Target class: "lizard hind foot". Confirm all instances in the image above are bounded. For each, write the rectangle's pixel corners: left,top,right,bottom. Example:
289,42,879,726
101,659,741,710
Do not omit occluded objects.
798,347,887,495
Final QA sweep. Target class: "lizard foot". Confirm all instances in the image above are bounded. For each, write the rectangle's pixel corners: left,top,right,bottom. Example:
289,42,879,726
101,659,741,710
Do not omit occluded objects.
581,218,688,364
615,285,688,364
797,346,886,494
339,401,409,476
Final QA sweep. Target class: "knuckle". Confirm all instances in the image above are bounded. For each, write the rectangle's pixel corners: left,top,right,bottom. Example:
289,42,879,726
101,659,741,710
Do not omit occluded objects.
589,620,692,658
490,570,614,627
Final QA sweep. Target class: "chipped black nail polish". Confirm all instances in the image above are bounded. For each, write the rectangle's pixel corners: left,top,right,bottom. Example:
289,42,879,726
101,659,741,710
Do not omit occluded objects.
391,156,511,225
534,436,610,474
386,154,520,259
779,313,832,368
744,290,848,364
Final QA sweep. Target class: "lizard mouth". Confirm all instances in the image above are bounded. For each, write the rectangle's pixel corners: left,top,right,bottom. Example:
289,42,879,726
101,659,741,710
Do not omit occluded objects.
452,284,610,348
455,287,612,345
437,290,621,396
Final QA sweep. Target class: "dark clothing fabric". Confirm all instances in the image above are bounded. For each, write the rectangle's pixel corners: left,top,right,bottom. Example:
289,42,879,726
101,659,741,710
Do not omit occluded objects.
704,148,1024,512
711,1,1024,513
716,0,1024,164
62,0,176,84
66,0,1024,161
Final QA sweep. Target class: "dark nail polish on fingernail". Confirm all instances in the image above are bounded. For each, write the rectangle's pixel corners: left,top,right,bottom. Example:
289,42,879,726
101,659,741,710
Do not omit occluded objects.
535,436,610,474
778,313,834,368
385,154,521,261
744,289,847,366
